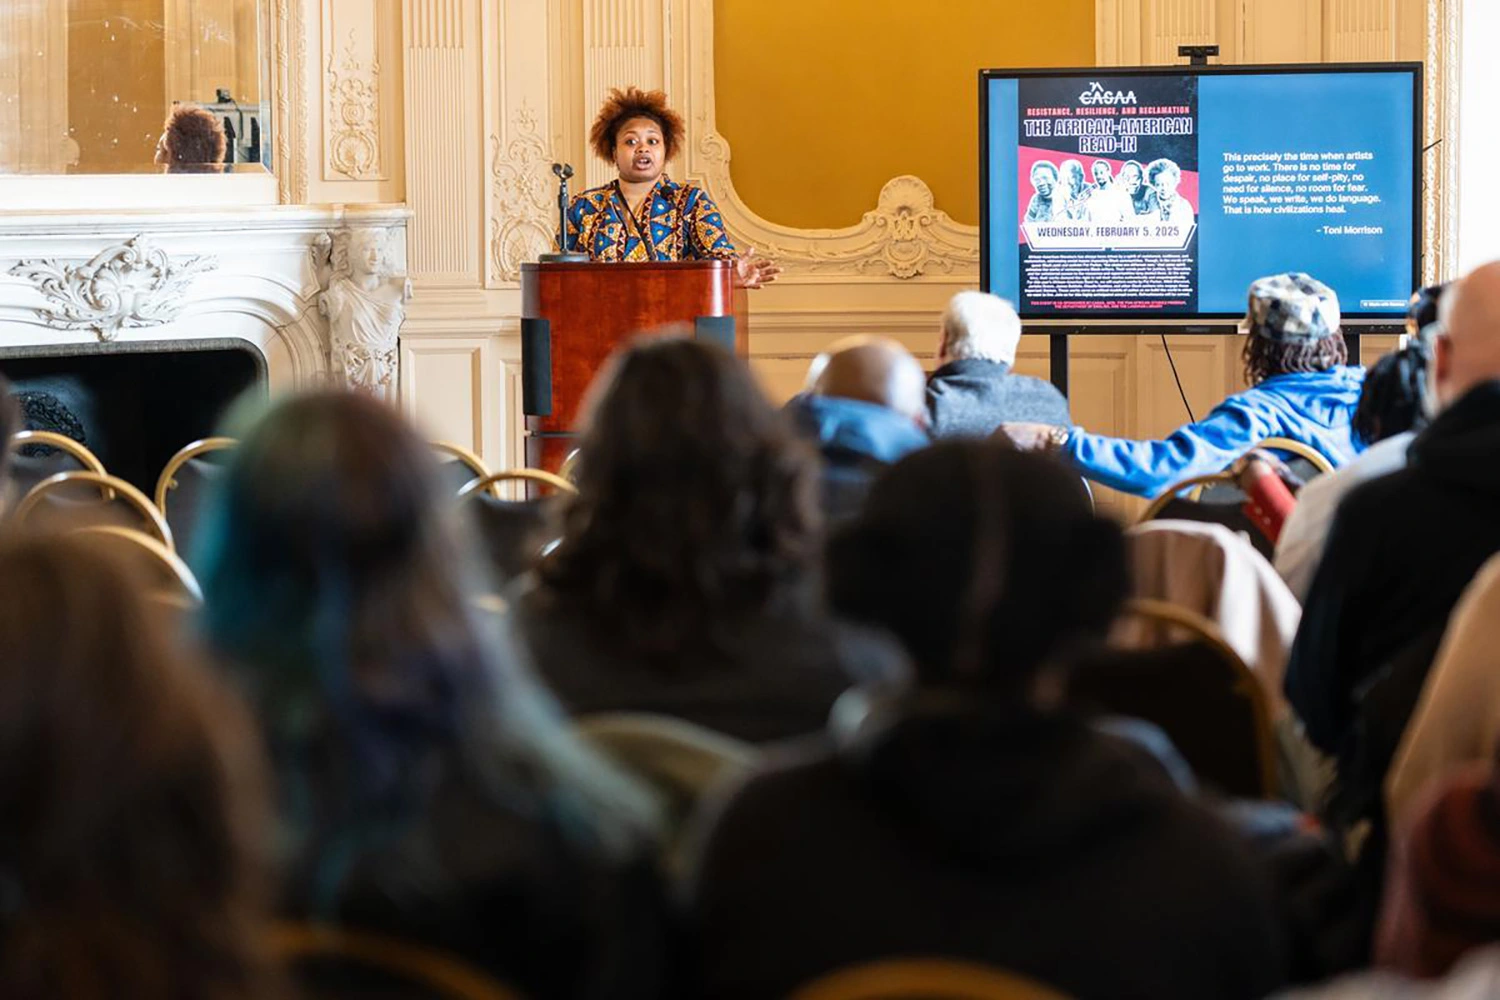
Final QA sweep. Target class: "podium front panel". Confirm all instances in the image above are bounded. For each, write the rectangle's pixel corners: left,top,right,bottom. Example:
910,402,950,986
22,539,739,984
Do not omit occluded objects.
520,260,743,467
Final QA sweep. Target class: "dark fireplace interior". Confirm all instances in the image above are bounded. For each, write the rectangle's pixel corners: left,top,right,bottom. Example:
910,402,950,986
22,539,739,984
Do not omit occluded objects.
1,343,266,494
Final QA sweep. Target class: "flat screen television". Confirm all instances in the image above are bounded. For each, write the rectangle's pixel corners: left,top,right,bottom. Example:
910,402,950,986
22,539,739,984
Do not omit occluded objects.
980,63,1422,326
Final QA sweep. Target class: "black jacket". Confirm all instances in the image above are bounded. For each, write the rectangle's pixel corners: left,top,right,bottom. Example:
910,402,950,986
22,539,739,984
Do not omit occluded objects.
683,703,1287,1000
926,358,1072,439
1285,380,1500,755
508,579,907,744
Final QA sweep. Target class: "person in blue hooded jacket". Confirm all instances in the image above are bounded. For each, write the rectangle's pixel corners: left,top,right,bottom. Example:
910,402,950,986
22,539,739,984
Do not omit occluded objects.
1005,273,1365,497
784,336,931,525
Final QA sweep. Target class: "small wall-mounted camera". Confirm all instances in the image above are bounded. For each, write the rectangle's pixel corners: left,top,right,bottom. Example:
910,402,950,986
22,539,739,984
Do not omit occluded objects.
1177,45,1220,65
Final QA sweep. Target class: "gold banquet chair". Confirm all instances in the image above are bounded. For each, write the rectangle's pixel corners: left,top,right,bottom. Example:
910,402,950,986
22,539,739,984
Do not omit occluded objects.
10,429,108,475
68,525,203,606
6,430,109,507
154,437,238,513
13,471,175,549
433,440,496,497
458,470,576,584
1249,435,1335,476
269,922,527,1000
788,959,1072,1000
1072,598,1278,799
457,468,578,500
1139,470,1240,522
154,437,238,557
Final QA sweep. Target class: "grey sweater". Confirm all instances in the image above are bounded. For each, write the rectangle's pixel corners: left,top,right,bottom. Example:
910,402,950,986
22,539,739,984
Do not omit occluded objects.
926,357,1071,439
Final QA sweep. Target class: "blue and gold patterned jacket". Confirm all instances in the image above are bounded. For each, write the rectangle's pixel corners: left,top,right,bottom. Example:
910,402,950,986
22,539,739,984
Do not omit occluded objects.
563,175,737,262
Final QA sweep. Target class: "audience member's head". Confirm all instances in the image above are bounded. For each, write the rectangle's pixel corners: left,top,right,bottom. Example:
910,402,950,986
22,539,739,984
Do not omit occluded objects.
812,335,928,427
1431,261,1500,412
1408,283,1448,343
828,442,1127,695
939,292,1022,368
154,105,227,173
1239,272,1349,385
1352,344,1431,447
542,336,820,655
193,391,527,826
0,535,273,999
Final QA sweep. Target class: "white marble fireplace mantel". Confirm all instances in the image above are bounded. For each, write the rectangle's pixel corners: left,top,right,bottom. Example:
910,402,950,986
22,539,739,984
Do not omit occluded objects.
0,204,410,392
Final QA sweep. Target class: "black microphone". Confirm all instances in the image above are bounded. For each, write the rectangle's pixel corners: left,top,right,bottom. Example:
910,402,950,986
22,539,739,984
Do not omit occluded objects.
540,162,588,263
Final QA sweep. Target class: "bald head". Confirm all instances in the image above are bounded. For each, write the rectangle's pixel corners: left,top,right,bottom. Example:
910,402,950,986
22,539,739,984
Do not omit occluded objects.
812,336,928,425
1434,261,1500,411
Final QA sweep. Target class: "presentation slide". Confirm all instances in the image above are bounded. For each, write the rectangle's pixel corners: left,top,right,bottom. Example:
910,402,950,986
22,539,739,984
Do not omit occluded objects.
984,68,1418,320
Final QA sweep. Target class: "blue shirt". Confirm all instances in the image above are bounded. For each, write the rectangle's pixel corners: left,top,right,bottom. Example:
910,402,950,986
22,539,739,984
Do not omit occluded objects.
1065,366,1366,497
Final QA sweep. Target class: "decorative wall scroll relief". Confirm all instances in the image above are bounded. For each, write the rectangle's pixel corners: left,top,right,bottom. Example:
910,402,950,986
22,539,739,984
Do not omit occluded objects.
7,235,218,341
489,103,557,282
326,29,382,180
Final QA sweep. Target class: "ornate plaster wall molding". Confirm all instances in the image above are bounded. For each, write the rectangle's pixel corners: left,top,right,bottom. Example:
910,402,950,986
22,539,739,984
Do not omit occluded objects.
326,29,383,180
489,103,558,283
1425,0,1461,282
7,236,218,341
274,0,312,203
668,0,978,281
748,176,980,279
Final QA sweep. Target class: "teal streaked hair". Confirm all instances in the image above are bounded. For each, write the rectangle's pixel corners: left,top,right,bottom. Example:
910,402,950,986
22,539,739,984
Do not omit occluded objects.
190,392,660,911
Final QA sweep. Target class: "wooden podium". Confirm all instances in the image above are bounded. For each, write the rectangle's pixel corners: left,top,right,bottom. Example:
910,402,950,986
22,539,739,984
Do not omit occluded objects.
519,259,748,471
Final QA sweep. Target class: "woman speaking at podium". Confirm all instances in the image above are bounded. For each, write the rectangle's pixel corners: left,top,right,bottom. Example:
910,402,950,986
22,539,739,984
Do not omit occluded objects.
564,87,780,287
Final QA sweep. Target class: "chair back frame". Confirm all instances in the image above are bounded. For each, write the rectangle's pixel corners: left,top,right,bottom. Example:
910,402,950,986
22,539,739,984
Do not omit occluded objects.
789,958,1072,1000
1250,436,1335,475
268,922,526,1000
1116,597,1279,797
1139,471,1239,522
69,525,204,603
154,437,238,513
14,471,175,549
458,469,578,499
433,441,496,495
10,430,108,475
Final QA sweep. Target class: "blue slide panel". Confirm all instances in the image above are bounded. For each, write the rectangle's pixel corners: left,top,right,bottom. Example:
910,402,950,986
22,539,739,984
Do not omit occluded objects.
986,76,1020,304
1196,72,1414,315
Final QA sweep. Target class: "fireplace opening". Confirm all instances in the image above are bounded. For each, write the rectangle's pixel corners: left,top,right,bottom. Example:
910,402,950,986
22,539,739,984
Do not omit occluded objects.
0,340,266,495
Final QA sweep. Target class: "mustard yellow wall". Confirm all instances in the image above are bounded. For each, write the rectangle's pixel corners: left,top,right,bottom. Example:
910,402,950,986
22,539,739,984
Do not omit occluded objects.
714,0,1095,228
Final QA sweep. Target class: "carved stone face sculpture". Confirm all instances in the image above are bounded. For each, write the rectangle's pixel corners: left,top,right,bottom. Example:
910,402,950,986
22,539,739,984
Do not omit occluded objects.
348,229,386,278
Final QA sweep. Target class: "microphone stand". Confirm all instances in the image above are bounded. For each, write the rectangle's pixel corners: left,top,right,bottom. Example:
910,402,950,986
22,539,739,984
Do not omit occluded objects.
539,162,589,263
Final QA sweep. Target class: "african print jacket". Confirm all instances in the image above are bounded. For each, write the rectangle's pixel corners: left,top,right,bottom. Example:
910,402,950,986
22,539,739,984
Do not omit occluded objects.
563,176,737,262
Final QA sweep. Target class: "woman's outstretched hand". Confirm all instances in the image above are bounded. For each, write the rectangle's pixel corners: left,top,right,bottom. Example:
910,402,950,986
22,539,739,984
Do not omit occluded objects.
735,247,782,288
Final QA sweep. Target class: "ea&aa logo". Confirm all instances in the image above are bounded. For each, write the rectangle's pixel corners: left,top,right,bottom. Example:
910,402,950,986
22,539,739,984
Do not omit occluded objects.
1079,81,1138,106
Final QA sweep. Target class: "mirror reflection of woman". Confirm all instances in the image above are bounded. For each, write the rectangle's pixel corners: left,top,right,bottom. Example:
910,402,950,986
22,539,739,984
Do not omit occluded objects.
564,87,780,288
154,105,227,174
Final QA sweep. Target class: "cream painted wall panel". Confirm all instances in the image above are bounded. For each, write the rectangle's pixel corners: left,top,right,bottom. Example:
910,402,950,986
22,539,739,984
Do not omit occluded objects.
1067,337,1135,520
1322,0,1397,60
310,0,405,205
1098,0,1238,64
581,0,665,190
1241,0,1324,62
1459,0,1500,273
400,335,504,460
1139,335,1226,439
403,0,482,285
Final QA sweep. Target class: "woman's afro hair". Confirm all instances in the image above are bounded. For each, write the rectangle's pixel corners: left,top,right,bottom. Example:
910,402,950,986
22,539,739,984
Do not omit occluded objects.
589,87,684,163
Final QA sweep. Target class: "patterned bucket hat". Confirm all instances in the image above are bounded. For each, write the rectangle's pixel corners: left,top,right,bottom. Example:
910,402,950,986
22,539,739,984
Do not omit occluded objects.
1238,273,1342,342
